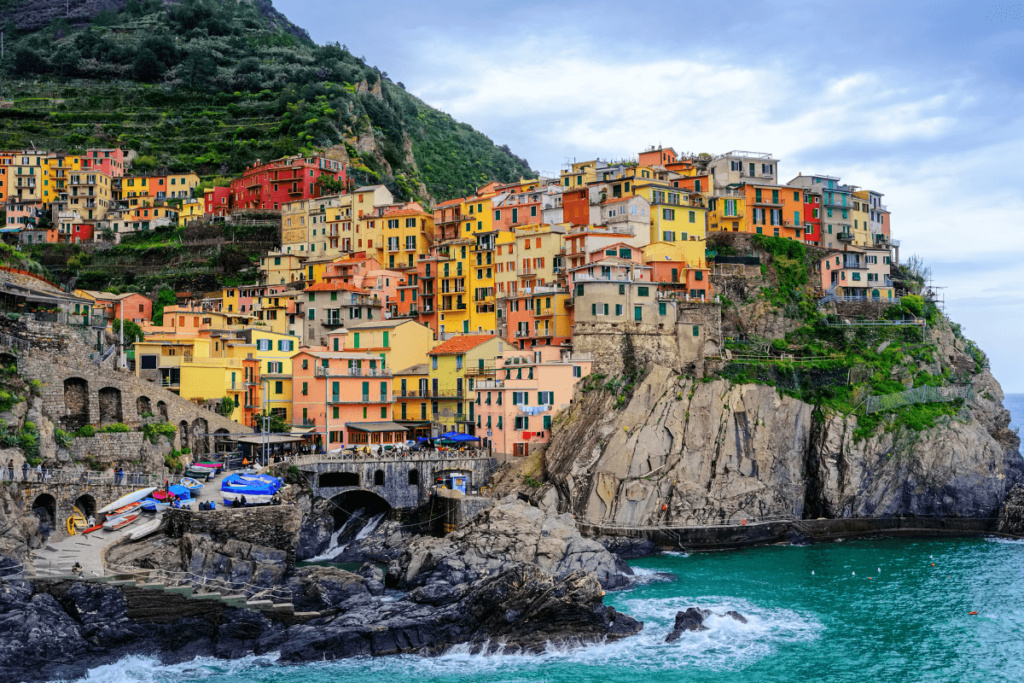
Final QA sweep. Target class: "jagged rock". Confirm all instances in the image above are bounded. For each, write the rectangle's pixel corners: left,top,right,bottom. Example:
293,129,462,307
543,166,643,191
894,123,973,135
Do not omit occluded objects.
388,497,632,590
997,485,1024,536
11,401,27,420
665,607,710,641
356,562,385,596
286,566,369,613
664,608,747,642
0,412,20,428
597,535,657,560
295,496,334,560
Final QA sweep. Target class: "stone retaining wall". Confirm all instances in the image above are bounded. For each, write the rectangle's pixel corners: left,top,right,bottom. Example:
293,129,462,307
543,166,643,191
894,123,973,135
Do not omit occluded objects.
68,432,168,470
164,506,303,555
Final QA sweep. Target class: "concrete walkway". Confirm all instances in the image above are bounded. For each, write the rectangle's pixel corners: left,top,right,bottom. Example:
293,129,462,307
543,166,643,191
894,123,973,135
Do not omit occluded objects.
31,468,236,578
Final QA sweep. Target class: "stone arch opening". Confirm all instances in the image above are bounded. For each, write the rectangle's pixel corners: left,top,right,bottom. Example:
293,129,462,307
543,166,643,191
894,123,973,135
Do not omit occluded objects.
408,469,419,486
136,396,152,417
319,471,359,488
0,352,17,368
328,489,391,531
73,494,96,520
190,418,208,455
213,428,231,453
373,469,385,486
157,401,168,420
31,493,57,532
179,420,190,449
62,377,89,429
98,387,123,424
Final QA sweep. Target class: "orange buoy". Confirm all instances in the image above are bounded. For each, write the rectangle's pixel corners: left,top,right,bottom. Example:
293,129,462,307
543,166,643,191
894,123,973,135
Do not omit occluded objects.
931,563,935,566
969,611,978,615
662,504,667,511
741,519,748,526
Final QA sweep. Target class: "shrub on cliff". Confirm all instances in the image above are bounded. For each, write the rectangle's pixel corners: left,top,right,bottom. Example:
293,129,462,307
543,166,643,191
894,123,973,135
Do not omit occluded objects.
143,422,177,444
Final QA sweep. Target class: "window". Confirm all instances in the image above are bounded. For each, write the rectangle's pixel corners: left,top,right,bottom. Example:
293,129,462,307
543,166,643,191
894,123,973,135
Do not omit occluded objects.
275,381,283,394
689,210,696,223
638,286,649,297
615,304,622,316
659,302,667,315
662,208,675,220
662,231,675,242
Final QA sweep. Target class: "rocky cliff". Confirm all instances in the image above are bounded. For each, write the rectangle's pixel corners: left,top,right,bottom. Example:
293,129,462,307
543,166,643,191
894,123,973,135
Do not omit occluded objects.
541,337,1021,532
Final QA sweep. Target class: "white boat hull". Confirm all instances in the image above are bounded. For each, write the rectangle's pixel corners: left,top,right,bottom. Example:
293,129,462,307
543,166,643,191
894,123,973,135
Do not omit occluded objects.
97,487,157,514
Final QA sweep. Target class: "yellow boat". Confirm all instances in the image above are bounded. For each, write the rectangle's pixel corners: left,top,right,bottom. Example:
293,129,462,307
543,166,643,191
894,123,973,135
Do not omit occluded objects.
66,506,87,536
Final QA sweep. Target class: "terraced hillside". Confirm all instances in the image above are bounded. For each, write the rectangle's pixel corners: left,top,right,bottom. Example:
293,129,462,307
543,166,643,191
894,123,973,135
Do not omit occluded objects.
0,0,532,202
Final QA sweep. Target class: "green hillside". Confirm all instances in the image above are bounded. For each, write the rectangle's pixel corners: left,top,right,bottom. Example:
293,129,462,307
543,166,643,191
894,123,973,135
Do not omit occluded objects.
0,0,532,201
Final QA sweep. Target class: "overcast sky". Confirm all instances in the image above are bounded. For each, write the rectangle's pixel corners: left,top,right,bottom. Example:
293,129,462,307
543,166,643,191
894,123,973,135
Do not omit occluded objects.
280,0,1024,392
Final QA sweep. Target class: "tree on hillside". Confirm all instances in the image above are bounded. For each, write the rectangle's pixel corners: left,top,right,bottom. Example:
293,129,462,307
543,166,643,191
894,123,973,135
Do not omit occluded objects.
112,319,145,344
151,288,178,325
180,49,218,89
133,48,166,83
51,43,82,78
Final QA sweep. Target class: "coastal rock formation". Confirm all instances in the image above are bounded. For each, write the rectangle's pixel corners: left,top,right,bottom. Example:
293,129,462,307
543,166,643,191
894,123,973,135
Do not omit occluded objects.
0,562,641,682
997,485,1024,536
388,496,632,590
544,357,1021,530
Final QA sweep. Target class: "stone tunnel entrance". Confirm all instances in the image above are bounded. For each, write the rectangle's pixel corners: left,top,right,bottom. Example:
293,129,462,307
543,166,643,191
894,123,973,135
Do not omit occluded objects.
136,396,152,417
31,493,57,535
73,494,96,521
320,489,392,560
62,377,89,430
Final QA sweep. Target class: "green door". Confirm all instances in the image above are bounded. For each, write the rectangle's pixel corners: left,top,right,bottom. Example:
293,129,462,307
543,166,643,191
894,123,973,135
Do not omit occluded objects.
634,306,642,321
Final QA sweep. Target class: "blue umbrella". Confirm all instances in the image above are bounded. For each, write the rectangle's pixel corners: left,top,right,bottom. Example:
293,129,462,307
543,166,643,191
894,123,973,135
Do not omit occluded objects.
441,431,461,438
452,433,479,442
418,436,431,442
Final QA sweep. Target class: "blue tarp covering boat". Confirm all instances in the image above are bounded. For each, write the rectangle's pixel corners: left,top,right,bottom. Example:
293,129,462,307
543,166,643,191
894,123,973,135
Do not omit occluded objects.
220,473,281,505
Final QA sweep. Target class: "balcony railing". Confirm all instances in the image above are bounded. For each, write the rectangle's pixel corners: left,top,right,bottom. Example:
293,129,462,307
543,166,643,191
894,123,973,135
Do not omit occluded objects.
329,393,393,404
464,363,496,375
316,366,392,378
842,258,865,269
837,232,854,241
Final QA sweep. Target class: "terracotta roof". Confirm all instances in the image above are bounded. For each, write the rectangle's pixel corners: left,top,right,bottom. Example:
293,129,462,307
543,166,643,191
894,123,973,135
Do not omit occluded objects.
382,202,427,217
435,198,465,208
303,282,369,293
601,196,632,205
429,334,499,356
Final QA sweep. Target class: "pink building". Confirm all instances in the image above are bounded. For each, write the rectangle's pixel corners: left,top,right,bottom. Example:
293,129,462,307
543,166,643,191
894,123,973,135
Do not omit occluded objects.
475,347,591,461
291,349,399,450
80,148,129,178
204,186,232,217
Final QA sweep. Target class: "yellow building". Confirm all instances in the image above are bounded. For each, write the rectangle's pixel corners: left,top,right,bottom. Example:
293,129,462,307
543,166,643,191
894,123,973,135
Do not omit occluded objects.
259,252,307,286
378,203,434,271
8,150,48,204
252,290,299,336
179,197,205,226
709,192,746,233
236,328,300,424
43,154,82,204
513,223,566,290
393,362,430,428
427,334,507,435
559,159,601,190
634,180,707,246
324,194,355,255
340,319,436,370
850,191,872,247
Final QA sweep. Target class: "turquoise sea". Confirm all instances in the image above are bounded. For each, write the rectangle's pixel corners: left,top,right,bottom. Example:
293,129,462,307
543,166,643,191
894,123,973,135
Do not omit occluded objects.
67,536,1024,683
65,396,1024,683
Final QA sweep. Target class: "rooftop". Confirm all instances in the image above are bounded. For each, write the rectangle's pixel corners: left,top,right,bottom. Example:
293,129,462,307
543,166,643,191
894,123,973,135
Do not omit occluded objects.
429,334,500,356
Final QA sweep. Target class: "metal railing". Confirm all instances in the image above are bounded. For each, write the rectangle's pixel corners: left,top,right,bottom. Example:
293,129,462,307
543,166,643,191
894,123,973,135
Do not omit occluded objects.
1,469,160,486
329,393,393,404
315,366,392,378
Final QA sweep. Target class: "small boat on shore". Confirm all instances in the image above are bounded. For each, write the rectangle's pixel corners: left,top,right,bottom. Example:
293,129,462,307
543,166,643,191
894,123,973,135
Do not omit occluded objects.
129,519,161,540
98,487,157,514
140,498,169,512
110,501,142,516
180,477,204,490
82,523,103,534
66,506,87,535
103,511,140,531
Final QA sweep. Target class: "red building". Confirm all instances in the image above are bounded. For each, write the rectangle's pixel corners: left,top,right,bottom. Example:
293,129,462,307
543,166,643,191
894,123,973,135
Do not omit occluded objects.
58,223,94,244
562,187,589,226
802,191,822,244
230,155,347,212
80,148,129,178
204,186,232,217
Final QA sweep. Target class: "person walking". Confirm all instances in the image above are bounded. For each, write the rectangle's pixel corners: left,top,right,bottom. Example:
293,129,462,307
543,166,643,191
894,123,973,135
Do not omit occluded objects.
40,462,47,483
21,461,28,481
35,463,42,482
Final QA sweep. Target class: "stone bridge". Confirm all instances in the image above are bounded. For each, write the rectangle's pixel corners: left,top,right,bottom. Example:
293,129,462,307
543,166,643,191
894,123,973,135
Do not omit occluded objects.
17,477,159,542
296,455,498,511
18,344,249,455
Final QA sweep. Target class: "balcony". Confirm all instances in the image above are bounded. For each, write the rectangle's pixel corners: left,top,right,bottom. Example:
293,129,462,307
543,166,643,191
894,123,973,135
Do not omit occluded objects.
316,366,392,378
837,232,854,242
329,393,394,404
572,272,633,283
518,268,539,278
464,362,496,376
320,318,344,327
842,258,866,269
475,380,504,390
287,186,303,195
343,295,382,307
749,197,784,207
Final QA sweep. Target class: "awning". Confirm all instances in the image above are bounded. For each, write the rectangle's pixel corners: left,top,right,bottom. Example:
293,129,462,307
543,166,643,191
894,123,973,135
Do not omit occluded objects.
289,426,316,435
231,434,305,445
344,421,410,433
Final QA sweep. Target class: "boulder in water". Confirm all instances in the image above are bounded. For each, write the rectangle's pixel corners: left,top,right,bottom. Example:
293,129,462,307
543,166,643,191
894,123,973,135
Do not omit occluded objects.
665,607,748,641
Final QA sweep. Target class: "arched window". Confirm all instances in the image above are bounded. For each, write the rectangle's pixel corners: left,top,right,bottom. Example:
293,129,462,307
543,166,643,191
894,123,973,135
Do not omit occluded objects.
374,470,385,486
408,469,419,486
